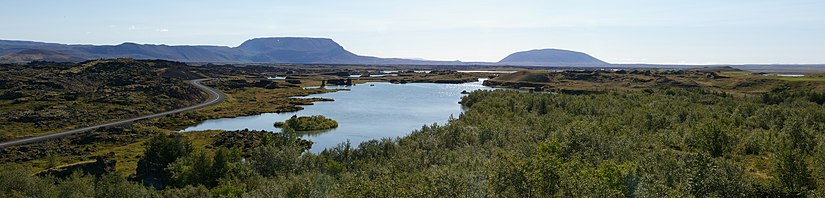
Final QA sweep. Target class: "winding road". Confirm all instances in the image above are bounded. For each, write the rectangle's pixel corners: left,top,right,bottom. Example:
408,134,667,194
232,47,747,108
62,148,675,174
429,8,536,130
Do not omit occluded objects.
0,78,224,148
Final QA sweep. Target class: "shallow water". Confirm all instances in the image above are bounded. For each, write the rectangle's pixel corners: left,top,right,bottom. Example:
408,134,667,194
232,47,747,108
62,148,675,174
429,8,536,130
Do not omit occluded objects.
181,79,494,152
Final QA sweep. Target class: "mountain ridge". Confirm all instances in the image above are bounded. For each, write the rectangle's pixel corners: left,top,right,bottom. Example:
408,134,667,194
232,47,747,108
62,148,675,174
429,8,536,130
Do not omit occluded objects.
0,38,608,66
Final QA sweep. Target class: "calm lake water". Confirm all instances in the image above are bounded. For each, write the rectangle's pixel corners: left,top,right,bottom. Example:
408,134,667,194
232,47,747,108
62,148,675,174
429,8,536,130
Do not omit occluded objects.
181,79,494,152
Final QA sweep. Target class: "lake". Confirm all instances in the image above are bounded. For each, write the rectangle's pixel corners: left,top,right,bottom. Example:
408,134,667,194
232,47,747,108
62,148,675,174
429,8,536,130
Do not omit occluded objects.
181,79,495,152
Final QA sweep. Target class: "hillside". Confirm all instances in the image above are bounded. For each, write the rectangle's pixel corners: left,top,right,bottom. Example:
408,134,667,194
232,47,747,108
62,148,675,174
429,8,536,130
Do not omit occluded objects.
0,59,208,139
0,49,85,62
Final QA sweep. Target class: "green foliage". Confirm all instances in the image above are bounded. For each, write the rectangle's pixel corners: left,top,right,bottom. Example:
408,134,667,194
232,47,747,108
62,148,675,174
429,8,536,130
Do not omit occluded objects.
56,172,95,198
210,181,247,198
489,143,563,197
276,115,339,131
45,153,59,169
249,141,304,177
774,146,815,195
688,118,736,158
168,147,248,188
633,151,751,197
134,134,193,188
160,185,211,198
95,173,153,198
0,165,57,197
0,165,158,198
814,140,825,196
780,116,817,154
761,88,825,105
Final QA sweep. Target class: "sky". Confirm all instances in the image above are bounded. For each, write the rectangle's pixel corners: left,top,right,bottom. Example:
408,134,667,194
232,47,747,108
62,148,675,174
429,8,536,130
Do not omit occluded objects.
1,0,824,64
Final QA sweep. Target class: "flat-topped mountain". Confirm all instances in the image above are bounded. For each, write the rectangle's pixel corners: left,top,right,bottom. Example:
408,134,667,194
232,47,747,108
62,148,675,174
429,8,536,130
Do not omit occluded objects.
0,38,609,66
236,37,363,63
499,49,607,66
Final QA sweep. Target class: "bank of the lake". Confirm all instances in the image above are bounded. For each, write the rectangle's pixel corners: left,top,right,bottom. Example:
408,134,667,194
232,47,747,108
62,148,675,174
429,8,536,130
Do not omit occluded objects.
182,79,494,152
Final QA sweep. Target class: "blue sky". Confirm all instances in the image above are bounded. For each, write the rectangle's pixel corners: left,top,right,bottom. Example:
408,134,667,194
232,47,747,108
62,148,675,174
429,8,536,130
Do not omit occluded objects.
2,0,824,64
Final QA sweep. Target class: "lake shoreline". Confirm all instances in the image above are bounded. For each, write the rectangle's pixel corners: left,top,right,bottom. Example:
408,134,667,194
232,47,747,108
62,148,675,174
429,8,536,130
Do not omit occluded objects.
177,78,485,131
180,79,494,152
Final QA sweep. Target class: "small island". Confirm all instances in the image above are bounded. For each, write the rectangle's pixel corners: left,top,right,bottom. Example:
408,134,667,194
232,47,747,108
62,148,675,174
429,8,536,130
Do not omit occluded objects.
275,115,339,131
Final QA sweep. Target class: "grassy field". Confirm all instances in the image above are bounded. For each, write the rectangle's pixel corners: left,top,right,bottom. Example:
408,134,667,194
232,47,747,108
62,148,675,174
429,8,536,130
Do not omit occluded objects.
772,76,825,82
484,68,825,96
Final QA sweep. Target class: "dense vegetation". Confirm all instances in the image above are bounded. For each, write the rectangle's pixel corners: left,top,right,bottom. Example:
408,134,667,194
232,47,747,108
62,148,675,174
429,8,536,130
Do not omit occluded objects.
275,115,339,131
3,87,825,197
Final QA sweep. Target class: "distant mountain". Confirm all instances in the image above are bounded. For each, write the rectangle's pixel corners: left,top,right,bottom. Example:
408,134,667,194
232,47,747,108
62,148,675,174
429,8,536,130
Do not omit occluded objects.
498,49,607,66
235,37,364,63
0,37,472,65
0,40,242,63
0,38,608,66
0,49,85,62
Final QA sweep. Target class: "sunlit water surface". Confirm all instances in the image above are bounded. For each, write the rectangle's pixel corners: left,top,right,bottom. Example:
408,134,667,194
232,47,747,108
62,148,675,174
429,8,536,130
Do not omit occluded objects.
182,80,494,152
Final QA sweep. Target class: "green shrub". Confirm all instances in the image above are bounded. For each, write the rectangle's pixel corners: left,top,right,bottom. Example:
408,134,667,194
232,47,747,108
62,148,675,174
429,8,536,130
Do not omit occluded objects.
249,142,303,177
0,165,57,197
134,134,193,188
57,172,95,198
775,147,815,195
688,118,736,158
168,147,247,188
